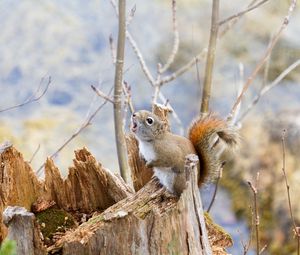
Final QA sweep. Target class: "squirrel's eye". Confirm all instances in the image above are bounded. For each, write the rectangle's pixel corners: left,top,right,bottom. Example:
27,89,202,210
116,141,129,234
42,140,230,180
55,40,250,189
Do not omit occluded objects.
146,117,154,125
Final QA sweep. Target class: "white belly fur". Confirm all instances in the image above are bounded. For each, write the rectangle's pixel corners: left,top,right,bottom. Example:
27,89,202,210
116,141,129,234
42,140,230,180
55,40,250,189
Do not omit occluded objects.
154,167,175,193
138,139,175,193
138,139,156,162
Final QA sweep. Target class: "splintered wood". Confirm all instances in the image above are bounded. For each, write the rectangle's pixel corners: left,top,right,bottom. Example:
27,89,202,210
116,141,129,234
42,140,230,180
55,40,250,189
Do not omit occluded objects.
0,145,133,243
0,141,232,255
48,155,213,255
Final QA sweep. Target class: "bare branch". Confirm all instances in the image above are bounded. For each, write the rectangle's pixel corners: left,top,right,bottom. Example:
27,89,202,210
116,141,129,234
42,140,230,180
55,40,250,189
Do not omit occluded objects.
238,59,300,122
240,205,254,255
91,85,114,104
159,0,180,74
126,4,136,26
109,35,117,64
206,162,225,213
0,76,51,113
220,0,260,37
281,130,300,255
231,63,244,125
200,0,220,113
259,244,268,254
36,88,112,176
160,48,208,85
218,0,270,26
113,0,130,183
229,0,297,120
158,92,185,135
126,31,156,86
28,144,40,164
123,81,135,114
247,173,260,255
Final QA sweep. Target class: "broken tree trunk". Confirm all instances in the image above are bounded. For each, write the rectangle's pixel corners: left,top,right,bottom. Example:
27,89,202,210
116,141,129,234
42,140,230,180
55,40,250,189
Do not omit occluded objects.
0,142,232,254
3,206,46,255
49,155,212,255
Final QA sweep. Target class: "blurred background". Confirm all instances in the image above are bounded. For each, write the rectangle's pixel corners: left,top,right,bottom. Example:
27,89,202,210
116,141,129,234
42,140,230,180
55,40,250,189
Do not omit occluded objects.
0,0,299,254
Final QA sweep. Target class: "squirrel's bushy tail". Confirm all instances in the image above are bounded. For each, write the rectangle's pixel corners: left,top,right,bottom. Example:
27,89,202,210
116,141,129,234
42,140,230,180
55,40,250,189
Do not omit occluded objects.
188,114,239,185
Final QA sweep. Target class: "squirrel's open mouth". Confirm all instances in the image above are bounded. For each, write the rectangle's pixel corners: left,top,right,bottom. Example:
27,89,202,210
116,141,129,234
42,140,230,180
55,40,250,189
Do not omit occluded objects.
131,119,138,132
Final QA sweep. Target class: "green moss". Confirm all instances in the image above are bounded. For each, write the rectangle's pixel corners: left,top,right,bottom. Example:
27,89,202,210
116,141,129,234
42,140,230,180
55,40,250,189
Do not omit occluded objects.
85,215,104,225
36,208,76,240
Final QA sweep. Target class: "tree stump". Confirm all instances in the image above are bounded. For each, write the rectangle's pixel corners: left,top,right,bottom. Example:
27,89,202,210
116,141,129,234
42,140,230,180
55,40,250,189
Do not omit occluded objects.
0,142,232,254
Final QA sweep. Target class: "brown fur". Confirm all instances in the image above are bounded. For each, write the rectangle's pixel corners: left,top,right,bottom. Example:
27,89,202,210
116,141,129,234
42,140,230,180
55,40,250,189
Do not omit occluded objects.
131,111,238,195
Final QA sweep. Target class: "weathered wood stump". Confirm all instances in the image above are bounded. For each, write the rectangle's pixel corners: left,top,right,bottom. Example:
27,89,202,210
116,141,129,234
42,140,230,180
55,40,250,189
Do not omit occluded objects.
0,137,232,254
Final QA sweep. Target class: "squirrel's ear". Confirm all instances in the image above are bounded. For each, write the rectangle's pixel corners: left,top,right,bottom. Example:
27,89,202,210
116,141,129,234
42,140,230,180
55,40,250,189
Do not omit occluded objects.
162,119,170,131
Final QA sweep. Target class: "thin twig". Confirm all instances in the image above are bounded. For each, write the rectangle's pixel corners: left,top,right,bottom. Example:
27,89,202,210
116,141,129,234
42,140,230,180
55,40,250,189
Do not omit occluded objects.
158,92,185,135
36,89,112,176
238,59,300,122
123,81,135,114
126,31,156,85
28,144,41,164
220,0,259,37
109,35,117,64
229,0,297,120
122,81,134,129
160,48,208,85
0,76,51,113
91,85,114,103
126,4,136,26
231,63,244,125
247,173,260,255
281,130,300,255
200,0,220,113
206,162,225,213
113,0,130,183
159,0,179,74
110,0,156,86
262,34,273,88
259,244,268,254
241,205,254,255
218,0,270,26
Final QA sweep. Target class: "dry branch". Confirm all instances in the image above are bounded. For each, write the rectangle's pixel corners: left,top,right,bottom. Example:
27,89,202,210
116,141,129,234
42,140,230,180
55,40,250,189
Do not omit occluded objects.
247,173,261,255
238,59,300,122
201,0,220,113
218,0,270,26
113,0,131,183
229,0,297,119
36,92,111,176
91,85,114,104
0,76,51,113
281,130,300,255
158,0,179,74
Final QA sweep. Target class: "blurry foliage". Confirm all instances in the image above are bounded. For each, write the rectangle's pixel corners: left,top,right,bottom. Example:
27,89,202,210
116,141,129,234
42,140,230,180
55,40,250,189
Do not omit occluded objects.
0,240,17,255
222,113,300,254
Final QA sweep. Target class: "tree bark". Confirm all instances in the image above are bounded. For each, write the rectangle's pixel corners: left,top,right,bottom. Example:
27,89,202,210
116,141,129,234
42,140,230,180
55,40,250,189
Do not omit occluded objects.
0,142,232,255
3,206,46,255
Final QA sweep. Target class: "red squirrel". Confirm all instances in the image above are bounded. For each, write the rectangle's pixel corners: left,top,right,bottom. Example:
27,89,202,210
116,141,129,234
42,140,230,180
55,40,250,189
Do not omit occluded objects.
131,110,238,196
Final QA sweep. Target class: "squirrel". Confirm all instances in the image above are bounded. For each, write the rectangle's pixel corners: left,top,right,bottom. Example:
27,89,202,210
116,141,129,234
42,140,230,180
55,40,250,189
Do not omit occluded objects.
130,110,239,196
